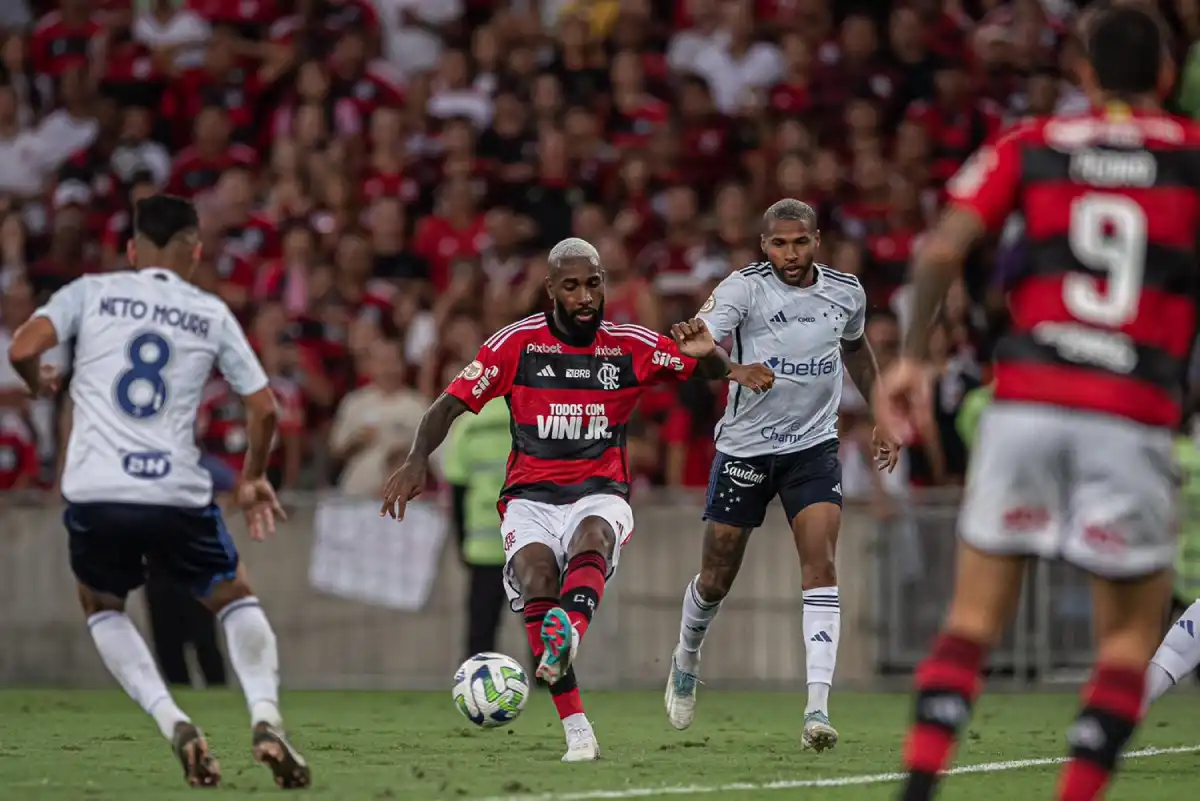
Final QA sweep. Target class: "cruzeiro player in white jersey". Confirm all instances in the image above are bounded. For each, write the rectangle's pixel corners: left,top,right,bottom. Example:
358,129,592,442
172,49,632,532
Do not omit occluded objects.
7,195,310,789
664,199,898,749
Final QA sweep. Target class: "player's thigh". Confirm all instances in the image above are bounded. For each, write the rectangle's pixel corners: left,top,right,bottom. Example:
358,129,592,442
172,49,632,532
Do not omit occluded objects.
64,503,148,609
151,504,242,600
1090,570,1174,669
1065,417,1177,580
777,439,843,561
703,451,773,530
957,402,1069,559
564,494,634,569
499,499,566,609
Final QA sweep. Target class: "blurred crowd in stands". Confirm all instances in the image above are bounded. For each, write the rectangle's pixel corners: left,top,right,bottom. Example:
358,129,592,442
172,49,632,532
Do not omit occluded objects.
0,0,1196,506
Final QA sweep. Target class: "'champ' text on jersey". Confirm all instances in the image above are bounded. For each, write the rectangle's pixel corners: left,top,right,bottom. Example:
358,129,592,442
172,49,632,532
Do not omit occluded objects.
35,268,268,506
699,262,866,457
444,313,697,505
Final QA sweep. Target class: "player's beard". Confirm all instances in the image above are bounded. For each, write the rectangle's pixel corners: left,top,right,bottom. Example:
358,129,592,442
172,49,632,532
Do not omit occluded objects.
774,257,815,286
554,297,605,343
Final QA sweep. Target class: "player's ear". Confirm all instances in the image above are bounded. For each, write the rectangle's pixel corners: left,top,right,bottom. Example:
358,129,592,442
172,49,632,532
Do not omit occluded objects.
1158,56,1176,100
759,234,767,255
126,237,136,266
544,275,553,300
813,230,821,250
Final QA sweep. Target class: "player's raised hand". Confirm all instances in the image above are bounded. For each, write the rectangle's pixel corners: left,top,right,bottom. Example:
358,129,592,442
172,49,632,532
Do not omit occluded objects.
871,358,934,446
380,458,427,521
236,476,287,541
872,426,901,473
729,363,774,393
671,318,716,358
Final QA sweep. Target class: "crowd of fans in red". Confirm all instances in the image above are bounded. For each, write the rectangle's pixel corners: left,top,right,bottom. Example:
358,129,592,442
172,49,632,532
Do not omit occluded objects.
0,0,1175,495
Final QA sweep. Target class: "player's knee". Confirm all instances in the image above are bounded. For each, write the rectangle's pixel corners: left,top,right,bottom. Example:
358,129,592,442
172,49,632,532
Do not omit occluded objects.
568,516,616,561
943,603,1009,648
203,575,256,615
512,544,561,599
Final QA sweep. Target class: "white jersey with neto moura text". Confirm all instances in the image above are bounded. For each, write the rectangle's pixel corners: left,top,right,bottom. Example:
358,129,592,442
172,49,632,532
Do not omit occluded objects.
35,268,268,506
698,262,866,458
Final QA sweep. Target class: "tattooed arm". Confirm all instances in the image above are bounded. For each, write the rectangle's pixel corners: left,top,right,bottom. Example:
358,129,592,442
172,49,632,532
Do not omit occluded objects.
381,393,471,519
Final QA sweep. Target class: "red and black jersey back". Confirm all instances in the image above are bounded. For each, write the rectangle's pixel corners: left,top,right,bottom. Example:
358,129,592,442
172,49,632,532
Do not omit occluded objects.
444,314,697,506
953,111,1200,427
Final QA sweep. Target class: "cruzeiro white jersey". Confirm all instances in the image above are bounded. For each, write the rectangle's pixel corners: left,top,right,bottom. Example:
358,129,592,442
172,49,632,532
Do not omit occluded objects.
35,268,268,507
698,262,866,458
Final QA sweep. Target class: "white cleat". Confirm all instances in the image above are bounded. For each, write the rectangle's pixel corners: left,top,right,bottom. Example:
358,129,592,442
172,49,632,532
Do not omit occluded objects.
562,717,600,762
664,648,699,730
802,711,838,753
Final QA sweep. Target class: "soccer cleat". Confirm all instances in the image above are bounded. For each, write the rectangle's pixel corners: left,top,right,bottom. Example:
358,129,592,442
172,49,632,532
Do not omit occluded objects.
171,722,220,788
802,711,839,753
562,717,600,762
252,722,311,789
664,647,699,730
536,607,579,685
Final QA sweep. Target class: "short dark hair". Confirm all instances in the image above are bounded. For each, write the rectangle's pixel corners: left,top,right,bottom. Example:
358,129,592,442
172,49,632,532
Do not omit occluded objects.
763,198,818,229
134,195,198,248
1087,5,1166,96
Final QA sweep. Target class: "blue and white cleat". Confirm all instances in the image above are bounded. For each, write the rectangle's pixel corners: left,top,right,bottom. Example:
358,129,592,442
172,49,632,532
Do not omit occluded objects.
536,607,579,685
802,710,838,752
664,647,700,730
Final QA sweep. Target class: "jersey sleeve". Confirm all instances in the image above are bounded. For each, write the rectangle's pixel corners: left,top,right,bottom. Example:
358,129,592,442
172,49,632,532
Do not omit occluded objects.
696,272,752,342
637,332,699,385
444,339,518,413
215,305,270,396
32,277,89,343
945,126,1026,234
842,282,868,341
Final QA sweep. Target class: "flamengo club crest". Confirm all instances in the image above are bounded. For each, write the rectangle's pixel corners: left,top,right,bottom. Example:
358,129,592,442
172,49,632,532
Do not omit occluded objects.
597,362,620,390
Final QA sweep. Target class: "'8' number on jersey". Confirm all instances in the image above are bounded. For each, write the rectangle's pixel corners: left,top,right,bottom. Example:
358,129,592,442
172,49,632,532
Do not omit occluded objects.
1065,193,1147,327
114,332,171,419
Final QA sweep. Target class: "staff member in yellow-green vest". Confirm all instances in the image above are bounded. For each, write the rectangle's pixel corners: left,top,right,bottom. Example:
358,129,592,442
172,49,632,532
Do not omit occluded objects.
1145,415,1200,704
442,397,512,660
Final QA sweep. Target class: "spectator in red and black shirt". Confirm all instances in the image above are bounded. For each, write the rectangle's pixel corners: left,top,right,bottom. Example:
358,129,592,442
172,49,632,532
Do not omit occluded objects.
905,57,1002,187
168,104,257,197
31,0,101,82
162,29,263,147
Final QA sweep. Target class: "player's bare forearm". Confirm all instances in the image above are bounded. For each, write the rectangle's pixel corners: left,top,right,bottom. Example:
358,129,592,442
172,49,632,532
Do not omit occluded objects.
407,392,470,464
841,336,879,403
8,316,58,396
904,206,984,360
241,387,280,480
693,345,733,380
9,355,40,397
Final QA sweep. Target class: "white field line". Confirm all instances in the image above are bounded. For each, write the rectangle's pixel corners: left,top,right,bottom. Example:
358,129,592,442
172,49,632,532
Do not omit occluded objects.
479,744,1200,801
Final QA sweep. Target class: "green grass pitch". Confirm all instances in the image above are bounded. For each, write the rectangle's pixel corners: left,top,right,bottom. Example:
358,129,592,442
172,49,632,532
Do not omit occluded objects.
0,689,1198,800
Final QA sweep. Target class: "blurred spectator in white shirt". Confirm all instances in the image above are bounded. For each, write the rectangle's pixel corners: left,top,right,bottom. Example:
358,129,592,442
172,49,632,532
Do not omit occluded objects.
329,338,429,496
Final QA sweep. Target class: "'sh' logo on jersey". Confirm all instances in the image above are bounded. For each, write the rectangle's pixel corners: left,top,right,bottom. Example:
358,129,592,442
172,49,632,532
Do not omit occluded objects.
597,362,620,390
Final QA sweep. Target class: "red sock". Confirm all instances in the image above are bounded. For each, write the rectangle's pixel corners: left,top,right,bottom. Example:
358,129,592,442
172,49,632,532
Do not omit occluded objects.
900,632,986,801
522,598,556,660
549,669,585,719
560,551,607,639
1057,664,1144,801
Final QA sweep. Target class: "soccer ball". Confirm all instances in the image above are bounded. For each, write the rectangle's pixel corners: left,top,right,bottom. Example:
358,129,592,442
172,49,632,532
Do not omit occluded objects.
452,652,529,728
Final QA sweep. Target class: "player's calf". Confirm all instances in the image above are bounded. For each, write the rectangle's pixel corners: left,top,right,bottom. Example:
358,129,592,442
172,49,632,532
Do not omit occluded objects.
1145,599,1200,707
560,518,616,640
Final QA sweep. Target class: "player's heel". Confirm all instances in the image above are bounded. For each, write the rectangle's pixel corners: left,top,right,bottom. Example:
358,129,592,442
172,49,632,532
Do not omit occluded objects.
536,608,573,684
172,722,221,788
252,722,311,789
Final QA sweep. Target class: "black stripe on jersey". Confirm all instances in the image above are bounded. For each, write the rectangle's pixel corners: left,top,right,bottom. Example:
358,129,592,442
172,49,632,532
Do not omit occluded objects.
729,324,745,418
515,353,639,390
512,422,627,462
823,268,861,289
503,478,630,505
1025,238,1200,295
741,266,772,279
1021,145,1200,189
995,333,1185,394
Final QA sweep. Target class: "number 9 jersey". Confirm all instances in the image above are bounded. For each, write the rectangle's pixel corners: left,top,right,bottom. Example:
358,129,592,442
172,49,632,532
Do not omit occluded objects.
34,268,269,506
949,107,1200,428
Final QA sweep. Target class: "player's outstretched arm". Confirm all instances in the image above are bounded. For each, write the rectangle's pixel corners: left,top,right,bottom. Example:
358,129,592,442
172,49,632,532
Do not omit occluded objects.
380,392,470,521
237,387,288,541
671,318,774,392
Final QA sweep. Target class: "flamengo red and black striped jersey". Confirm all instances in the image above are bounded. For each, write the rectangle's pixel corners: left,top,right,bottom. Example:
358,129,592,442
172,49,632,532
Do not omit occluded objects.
444,313,699,505
948,107,1200,428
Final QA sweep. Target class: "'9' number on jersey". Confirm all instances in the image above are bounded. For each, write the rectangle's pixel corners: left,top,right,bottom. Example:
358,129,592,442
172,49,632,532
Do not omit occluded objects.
114,332,171,419
1065,193,1147,327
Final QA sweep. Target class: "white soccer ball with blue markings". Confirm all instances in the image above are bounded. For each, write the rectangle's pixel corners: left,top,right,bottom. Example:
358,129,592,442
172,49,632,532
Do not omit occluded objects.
452,652,529,728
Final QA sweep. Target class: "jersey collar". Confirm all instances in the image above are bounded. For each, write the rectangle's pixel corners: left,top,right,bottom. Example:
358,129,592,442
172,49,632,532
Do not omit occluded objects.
141,267,177,283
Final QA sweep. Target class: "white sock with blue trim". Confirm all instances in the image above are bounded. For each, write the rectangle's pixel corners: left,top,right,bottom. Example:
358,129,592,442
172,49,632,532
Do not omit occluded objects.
802,586,840,715
219,597,283,728
88,611,190,739
677,575,722,673
1146,601,1200,707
